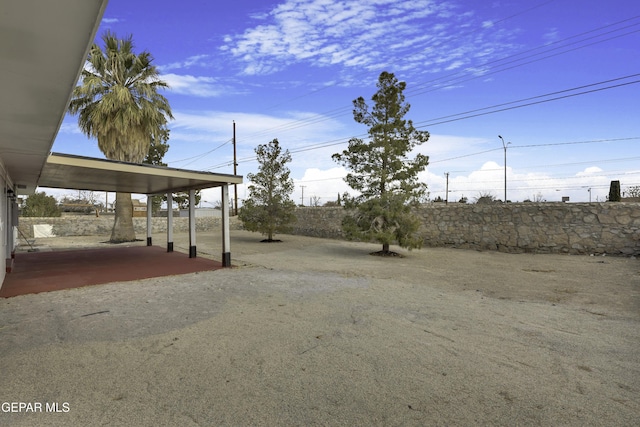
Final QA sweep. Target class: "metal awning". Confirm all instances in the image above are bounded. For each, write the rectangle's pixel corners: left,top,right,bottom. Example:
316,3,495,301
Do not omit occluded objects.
39,153,242,194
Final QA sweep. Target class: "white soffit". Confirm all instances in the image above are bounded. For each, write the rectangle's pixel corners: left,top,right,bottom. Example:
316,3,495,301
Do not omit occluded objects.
0,0,108,194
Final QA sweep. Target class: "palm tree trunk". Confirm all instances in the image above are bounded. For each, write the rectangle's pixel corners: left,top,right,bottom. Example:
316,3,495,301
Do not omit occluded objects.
110,192,137,242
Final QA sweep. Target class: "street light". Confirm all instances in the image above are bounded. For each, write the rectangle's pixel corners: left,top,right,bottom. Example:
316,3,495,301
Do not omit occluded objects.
498,135,511,203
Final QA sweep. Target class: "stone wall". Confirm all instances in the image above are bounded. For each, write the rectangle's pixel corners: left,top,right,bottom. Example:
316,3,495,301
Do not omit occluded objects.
18,215,242,239
292,203,640,256
18,203,640,255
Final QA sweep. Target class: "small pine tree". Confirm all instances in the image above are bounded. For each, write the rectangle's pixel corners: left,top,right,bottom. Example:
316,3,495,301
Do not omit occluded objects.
239,139,296,241
21,192,61,217
172,191,202,210
608,180,621,202
332,71,430,255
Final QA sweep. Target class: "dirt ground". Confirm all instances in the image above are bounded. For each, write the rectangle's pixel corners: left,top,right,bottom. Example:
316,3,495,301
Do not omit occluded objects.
1,230,639,426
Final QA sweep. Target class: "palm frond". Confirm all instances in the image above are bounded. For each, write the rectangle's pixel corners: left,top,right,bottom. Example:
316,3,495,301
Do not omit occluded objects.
68,32,173,163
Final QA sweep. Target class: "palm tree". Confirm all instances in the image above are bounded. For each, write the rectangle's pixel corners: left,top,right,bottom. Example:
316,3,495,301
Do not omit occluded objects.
69,32,173,242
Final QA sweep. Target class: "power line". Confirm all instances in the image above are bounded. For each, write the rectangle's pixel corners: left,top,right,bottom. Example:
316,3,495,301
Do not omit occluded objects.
206,130,639,173
516,137,640,149
430,148,502,164
213,71,639,167
232,16,640,144
407,21,640,97
169,139,232,166
414,77,640,129
247,74,640,167
176,14,640,167
207,136,640,198
431,137,640,164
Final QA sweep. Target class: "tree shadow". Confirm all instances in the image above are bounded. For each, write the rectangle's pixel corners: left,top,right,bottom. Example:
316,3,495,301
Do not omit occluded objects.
370,250,404,257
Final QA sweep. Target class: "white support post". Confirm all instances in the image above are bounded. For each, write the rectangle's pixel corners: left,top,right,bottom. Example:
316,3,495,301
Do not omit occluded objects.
146,195,153,246
6,195,16,272
167,192,173,252
188,189,196,258
7,197,13,251
10,200,17,258
221,184,231,267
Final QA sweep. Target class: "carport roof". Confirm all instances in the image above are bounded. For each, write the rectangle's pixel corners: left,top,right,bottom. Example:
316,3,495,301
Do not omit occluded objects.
39,152,243,195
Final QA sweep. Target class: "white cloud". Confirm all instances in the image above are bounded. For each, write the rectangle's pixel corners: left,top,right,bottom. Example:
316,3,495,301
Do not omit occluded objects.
188,132,634,206
101,18,120,24
158,55,211,72
445,60,465,71
576,166,603,176
222,0,516,78
423,163,627,203
171,110,342,140
58,123,82,134
543,27,560,44
161,73,238,97
201,167,349,208
290,158,618,205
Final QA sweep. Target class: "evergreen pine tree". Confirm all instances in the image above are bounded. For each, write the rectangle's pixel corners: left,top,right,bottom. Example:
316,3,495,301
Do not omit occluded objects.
332,71,430,255
608,180,621,202
239,139,296,241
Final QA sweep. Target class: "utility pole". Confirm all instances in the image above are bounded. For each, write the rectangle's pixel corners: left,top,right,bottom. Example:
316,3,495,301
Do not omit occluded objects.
300,185,306,206
498,135,510,203
233,121,238,215
444,172,449,204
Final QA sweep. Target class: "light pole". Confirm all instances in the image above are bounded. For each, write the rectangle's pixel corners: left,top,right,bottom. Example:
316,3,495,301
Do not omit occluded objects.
444,172,449,204
498,135,510,203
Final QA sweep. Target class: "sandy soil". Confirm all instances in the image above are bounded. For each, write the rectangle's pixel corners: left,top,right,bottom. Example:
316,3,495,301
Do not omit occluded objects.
1,230,639,426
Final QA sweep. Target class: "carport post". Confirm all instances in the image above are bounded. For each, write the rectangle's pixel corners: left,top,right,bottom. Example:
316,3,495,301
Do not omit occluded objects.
221,184,231,267
146,195,152,246
188,189,196,258
167,192,173,252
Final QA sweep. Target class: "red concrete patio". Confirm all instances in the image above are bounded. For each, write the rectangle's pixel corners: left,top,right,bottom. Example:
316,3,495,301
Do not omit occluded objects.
0,246,223,298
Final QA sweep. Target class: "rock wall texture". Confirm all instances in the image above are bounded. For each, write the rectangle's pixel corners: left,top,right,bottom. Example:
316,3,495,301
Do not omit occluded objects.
18,216,242,239
292,203,640,256
18,203,640,255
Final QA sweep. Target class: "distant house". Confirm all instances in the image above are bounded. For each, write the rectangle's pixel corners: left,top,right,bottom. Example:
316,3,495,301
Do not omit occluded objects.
179,208,221,218
132,199,147,217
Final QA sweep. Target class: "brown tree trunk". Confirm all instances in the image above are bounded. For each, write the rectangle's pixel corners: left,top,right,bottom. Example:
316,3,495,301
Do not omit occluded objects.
383,243,390,253
110,192,137,242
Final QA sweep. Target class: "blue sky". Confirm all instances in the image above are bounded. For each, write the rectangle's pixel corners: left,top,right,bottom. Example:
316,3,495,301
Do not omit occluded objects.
53,0,640,205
